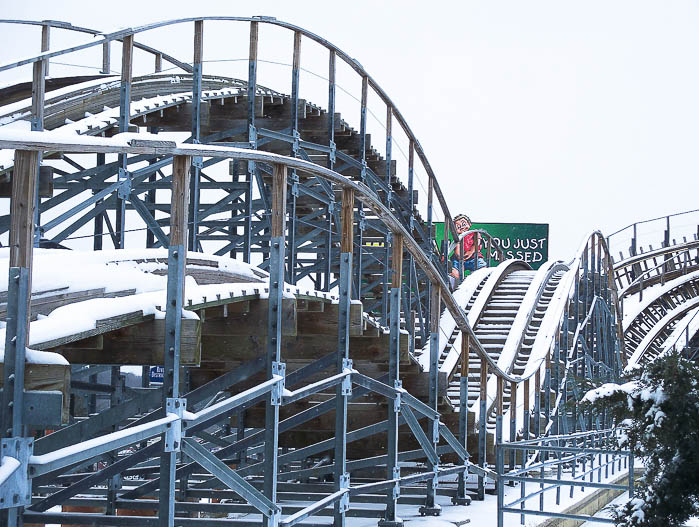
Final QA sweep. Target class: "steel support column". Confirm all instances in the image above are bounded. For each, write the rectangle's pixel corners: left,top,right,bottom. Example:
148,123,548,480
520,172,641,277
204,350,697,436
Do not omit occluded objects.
244,21,258,263
188,20,203,252
333,188,354,527
380,233,403,527
115,34,133,248
420,284,441,515
454,331,471,505
263,164,287,527
1,150,39,527
159,155,191,527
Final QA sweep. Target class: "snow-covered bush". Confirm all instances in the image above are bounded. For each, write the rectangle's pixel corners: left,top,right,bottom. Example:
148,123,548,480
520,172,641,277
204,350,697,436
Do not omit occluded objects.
581,351,699,527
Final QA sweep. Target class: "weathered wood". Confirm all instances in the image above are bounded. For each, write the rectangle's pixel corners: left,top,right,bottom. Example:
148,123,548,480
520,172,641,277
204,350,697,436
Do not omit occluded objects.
170,155,192,247
249,21,258,64
341,188,354,253
10,150,39,269
430,284,440,332
193,20,203,66
201,298,296,337
496,376,503,416
54,319,201,366
392,234,403,288
0,363,70,423
461,331,469,378
271,164,287,238
297,302,362,336
199,331,408,363
32,59,46,130
33,312,154,351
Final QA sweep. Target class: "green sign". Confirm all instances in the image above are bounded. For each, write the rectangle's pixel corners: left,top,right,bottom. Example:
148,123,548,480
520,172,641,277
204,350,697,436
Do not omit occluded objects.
435,222,549,270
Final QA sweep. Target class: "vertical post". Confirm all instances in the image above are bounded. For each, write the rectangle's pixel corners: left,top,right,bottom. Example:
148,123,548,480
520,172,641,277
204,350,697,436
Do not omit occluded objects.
1,150,38,527
154,52,162,73
31,57,45,247
478,360,487,500
534,370,541,439
101,41,111,74
94,153,105,250
354,76,368,304
381,232,403,527
522,378,530,514
2,149,38,436
188,20,203,252
426,175,434,329
496,376,504,527
327,50,336,170
244,21,258,263
385,106,393,189
41,24,50,77
455,331,471,504
334,187,354,527
286,31,301,285
381,104,393,324
421,284,441,515
509,381,517,472
406,143,415,353
116,34,133,249
158,155,191,527
264,164,287,527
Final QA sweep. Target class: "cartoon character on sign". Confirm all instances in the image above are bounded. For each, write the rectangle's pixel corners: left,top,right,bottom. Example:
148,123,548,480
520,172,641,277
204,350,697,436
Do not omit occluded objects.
451,214,486,281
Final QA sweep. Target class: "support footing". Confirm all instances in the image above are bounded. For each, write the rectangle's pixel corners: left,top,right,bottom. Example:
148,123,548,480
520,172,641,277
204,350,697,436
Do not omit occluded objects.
451,495,472,506
418,504,442,516
378,519,404,527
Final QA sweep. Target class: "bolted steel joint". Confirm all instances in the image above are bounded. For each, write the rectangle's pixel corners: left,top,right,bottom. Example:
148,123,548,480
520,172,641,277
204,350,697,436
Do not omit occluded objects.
164,397,186,452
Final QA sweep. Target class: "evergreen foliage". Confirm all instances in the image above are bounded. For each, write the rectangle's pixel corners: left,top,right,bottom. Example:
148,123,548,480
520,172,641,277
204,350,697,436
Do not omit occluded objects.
581,351,699,527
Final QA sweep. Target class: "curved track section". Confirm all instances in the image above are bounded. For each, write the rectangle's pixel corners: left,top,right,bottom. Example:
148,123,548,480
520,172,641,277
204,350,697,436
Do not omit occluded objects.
610,212,699,367
0,17,636,527
623,270,699,365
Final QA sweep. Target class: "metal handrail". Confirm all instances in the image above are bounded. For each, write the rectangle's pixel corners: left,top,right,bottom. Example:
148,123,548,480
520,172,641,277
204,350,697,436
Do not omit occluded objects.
0,131,562,386
0,16,460,243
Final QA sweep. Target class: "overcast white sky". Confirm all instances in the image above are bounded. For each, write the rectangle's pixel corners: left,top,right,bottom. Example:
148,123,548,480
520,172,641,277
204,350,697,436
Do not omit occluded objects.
1,0,698,260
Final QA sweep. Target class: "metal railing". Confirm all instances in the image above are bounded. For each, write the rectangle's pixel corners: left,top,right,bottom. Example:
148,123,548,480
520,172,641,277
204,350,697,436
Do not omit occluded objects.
497,429,633,526
608,208,699,264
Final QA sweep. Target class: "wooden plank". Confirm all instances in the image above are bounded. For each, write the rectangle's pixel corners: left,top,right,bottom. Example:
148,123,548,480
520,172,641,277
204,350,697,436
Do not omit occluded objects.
33,312,154,351
54,319,201,366
199,332,408,363
296,302,362,336
201,297,296,337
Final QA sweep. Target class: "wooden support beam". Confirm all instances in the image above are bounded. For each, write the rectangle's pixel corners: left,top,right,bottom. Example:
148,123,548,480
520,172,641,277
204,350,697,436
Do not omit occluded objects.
271,164,287,238
392,234,403,288
429,284,440,333
202,298,296,337
53,319,201,366
496,376,503,416
41,24,50,77
341,188,354,254
10,151,39,271
170,155,192,247
297,302,362,336
461,332,470,378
